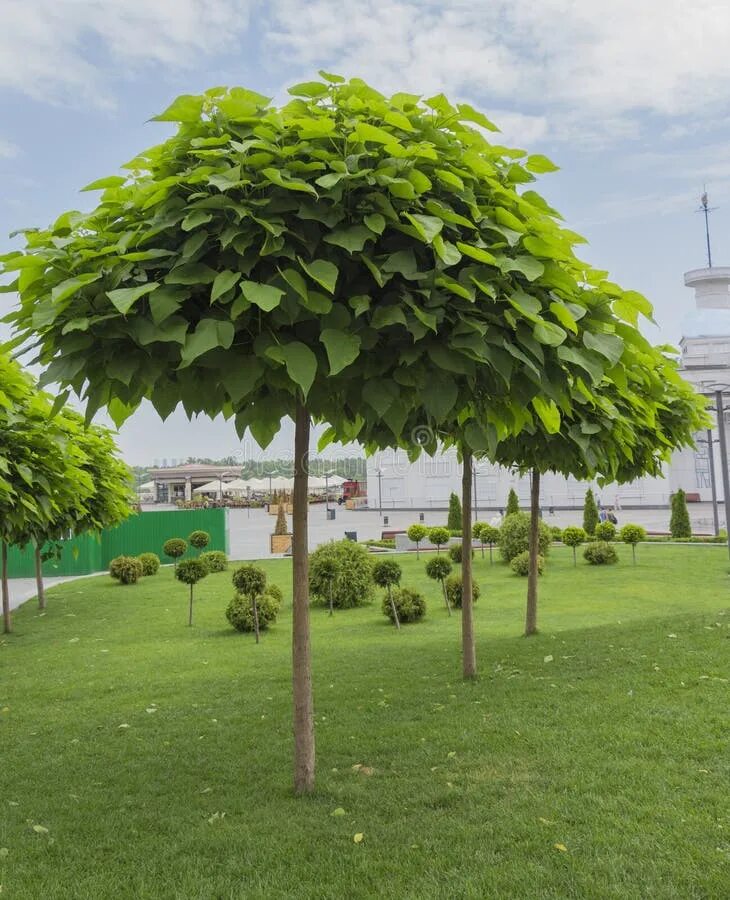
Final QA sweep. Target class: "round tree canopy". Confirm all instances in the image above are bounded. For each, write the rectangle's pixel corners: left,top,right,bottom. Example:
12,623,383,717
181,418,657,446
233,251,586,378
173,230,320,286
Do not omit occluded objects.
0,75,681,455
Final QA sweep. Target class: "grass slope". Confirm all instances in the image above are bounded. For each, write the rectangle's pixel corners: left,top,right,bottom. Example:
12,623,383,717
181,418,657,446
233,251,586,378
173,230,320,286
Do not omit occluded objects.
1,545,728,899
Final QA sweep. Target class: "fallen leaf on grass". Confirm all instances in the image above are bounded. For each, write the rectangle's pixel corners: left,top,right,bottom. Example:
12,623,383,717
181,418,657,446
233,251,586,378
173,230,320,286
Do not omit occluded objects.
146,708,157,714
353,833,364,843
351,764,362,771
538,817,554,825
32,825,49,835
359,766,374,776
447,751,457,759
554,843,568,853
68,637,79,643
331,808,346,817
207,812,226,824
118,723,130,729
543,655,553,663
0,848,8,858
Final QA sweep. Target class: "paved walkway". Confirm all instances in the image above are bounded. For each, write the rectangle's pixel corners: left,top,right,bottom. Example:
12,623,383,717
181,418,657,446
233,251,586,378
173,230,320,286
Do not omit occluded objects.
5,575,81,613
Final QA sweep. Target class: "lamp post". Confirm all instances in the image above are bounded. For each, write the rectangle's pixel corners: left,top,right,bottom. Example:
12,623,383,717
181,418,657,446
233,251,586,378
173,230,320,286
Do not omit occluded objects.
324,471,333,513
218,470,231,503
697,429,720,536
715,389,730,559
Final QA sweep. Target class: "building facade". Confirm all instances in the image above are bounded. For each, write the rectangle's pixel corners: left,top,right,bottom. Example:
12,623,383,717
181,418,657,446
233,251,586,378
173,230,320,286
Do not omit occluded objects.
366,266,730,520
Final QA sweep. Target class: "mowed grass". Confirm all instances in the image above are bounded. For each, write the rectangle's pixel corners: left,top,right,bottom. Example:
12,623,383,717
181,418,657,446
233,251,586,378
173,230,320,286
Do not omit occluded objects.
1,544,728,900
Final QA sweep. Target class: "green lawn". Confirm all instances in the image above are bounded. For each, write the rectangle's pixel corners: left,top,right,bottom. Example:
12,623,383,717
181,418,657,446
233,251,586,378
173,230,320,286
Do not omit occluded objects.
1,545,728,899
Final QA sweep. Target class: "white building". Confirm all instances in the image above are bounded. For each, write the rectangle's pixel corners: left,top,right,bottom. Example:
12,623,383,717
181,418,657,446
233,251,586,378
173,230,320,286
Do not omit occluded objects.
366,265,730,518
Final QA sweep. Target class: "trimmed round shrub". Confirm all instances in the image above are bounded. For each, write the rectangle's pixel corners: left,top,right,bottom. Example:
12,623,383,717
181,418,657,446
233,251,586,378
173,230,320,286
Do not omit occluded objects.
110,556,143,584
425,556,452,582
189,530,211,551
309,540,374,609
561,526,586,548
226,592,280,633
232,564,266,597
448,544,474,563
550,526,563,542
406,524,428,546
427,526,451,549
372,559,402,587
266,583,284,605
137,552,160,576
594,521,616,541
510,550,545,577
498,513,551,563
620,523,646,545
381,587,426,624
200,550,228,573
474,522,500,545
445,575,480,609
163,538,187,562
583,541,619,565
175,558,209,584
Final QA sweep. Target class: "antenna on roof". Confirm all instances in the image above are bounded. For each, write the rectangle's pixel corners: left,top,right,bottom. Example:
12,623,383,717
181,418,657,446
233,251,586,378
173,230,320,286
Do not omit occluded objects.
697,186,717,268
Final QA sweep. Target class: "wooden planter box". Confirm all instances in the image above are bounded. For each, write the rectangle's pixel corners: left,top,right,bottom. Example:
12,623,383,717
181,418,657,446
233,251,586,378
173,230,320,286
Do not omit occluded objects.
268,504,294,516
270,533,292,554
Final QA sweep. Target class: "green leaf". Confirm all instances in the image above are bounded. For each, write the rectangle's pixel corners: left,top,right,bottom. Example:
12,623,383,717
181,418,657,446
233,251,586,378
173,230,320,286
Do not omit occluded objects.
107,282,158,315
364,213,386,235
320,329,361,375
404,214,443,243
549,301,578,334
287,81,330,98
371,306,407,329
456,243,496,265
423,377,457,422
532,396,561,433
222,358,263,402
262,168,318,197
324,226,373,253
149,286,188,324
318,70,345,84
457,103,499,131
298,257,338,294
152,94,204,123
211,270,241,303
583,331,624,365
533,321,567,346
80,175,126,192
165,264,218,285
349,295,371,317
182,211,213,232
433,235,462,266
180,319,235,368
434,168,465,191
499,255,544,282
269,341,318,398
240,281,284,312
51,273,101,305
525,154,560,174
355,122,399,145
558,346,605,384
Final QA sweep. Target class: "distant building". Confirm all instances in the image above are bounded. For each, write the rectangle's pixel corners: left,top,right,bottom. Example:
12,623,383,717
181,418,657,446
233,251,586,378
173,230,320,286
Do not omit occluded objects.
366,265,730,520
148,464,241,503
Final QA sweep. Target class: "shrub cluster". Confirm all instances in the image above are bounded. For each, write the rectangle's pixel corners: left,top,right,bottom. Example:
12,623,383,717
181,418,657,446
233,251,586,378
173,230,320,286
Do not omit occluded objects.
510,551,545,577
445,575,480,608
427,526,451,552
163,538,187,562
109,555,143,584
137,552,160,576
498,513,551,563
175,558,208,584
550,526,563,542
226,592,281,633
200,550,228,572
448,544,474,563
309,540,374,608
583,541,619,565
594,521,616,541
382,587,426,624
189,530,211,551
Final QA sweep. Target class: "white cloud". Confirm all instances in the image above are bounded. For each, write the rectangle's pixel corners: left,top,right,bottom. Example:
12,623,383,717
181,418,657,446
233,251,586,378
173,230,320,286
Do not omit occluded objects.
0,139,19,159
1,0,730,138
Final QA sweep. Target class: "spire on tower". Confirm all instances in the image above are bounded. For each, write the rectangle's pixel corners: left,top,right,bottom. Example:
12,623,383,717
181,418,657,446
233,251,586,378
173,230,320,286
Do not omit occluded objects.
698,187,717,268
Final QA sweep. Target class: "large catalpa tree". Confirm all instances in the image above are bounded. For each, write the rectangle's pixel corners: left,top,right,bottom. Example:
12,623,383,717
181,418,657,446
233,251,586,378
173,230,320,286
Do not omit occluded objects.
1,74,681,791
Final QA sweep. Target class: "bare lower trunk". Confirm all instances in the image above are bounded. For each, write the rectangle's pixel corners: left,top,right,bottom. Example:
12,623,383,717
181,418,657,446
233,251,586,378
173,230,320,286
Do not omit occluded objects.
632,544,636,565
480,541,484,559
35,544,46,610
489,543,493,565
572,546,577,567
461,450,476,679
188,585,194,626
2,543,11,634
388,584,400,630
442,579,451,615
252,595,260,643
292,402,315,795
525,469,540,637
328,581,333,617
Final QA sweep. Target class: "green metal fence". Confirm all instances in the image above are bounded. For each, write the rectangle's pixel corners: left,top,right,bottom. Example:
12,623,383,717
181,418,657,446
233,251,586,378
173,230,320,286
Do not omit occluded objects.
5,508,228,578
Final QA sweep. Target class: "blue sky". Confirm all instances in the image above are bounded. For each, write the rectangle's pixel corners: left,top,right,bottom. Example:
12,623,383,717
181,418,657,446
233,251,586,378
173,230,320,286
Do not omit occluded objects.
1,0,729,464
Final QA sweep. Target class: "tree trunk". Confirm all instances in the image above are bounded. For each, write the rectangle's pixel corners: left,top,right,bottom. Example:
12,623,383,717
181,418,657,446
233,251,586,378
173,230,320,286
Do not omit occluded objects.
415,542,420,559
461,450,477,679
328,580,333,617
573,546,577,567
292,402,315,795
525,469,540,637
35,544,46,610
480,541,484,559
188,584,193,627
489,543,493,565
442,579,451,615
252,595,260,643
1,542,11,635
388,584,400,630
632,544,636,566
